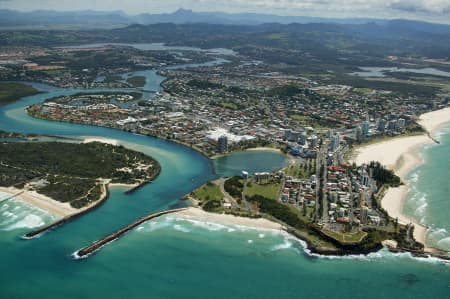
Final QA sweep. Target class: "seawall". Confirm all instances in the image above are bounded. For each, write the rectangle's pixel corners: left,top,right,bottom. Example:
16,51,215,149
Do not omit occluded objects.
74,207,187,258
23,184,110,239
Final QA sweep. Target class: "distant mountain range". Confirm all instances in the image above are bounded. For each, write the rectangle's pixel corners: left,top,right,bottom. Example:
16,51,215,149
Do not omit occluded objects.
0,8,421,28
1,8,450,38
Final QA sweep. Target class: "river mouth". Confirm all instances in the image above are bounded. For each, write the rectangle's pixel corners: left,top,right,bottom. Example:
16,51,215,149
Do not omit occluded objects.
0,56,288,232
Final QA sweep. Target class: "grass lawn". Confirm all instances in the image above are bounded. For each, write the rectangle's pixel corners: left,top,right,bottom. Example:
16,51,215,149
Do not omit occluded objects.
321,229,368,244
222,102,238,110
246,182,280,200
192,183,223,202
290,114,335,129
285,163,314,179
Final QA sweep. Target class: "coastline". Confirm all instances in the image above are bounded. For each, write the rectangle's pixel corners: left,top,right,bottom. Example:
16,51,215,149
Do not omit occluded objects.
418,107,450,136
245,147,282,153
351,106,450,247
23,183,109,238
172,207,284,231
109,183,139,189
0,134,158,219
0,186,76,217
12,98,450,255
0,182,110,219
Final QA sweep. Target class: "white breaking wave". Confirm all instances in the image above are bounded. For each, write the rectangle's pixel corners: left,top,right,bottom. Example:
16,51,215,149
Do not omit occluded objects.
173,217,280,235
133,214,450,265
409,171,420,183
2,210,16,218
271,231,450,265
428,227,448,238
415,202,428,218
173,224,191,233
305,246,449,265
3,214,45,231
437,237,450,248
0,199,53,231
1,203,9,212
176,218,228,232
270,239,293,251
405,188,429,223
141,220,174,232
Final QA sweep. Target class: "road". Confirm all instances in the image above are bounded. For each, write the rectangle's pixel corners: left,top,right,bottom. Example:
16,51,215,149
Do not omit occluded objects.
216,178,240,209
241,178,252,211
322,161,329,222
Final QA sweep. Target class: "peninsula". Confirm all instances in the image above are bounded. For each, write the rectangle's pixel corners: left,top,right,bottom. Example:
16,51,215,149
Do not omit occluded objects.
0,140,161,234
0,82,41,107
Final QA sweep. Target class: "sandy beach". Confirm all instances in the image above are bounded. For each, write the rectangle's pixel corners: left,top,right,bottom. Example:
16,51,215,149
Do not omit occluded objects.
83,137,118,145
351,106,450,246
0,182,109,219
352,135,432,177
418,107,450,136
174,207,283,231
109,183,138,189
0,186,76,217
246,147,282,153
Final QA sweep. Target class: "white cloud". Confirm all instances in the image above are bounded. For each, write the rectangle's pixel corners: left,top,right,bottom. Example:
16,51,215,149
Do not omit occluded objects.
388,0,450,14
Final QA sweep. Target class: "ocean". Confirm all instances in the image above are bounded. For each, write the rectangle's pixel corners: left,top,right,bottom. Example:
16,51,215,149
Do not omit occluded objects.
404,124,450,252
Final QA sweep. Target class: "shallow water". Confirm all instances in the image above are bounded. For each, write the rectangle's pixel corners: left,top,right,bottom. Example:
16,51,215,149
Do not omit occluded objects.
404,124,450,251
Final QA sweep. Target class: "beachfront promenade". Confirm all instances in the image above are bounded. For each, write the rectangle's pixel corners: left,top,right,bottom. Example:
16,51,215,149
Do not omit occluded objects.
74,208,188,258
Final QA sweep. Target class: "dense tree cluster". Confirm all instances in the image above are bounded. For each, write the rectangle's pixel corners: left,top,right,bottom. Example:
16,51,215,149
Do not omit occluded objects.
0,83,40,106
187,79,223,90
0,141,160,208
247,194,307,229
224,176,244,198
369,161,401,187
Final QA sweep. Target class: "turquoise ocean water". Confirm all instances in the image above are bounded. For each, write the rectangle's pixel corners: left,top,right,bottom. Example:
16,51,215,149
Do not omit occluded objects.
404,124,450,252
1,69,450,298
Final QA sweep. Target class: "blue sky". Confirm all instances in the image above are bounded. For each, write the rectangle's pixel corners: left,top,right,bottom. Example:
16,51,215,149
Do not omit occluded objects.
1,0,449,23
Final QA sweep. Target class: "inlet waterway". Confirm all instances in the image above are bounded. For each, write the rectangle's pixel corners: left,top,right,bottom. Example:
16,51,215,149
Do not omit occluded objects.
1,60,450,298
